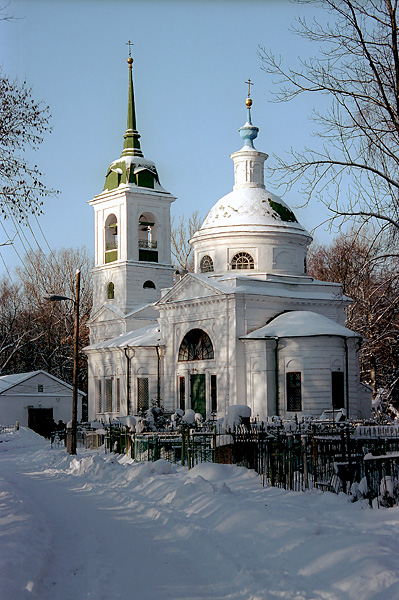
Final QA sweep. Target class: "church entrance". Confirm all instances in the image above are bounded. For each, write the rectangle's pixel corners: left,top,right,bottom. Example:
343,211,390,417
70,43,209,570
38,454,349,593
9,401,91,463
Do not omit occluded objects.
190,374,206,419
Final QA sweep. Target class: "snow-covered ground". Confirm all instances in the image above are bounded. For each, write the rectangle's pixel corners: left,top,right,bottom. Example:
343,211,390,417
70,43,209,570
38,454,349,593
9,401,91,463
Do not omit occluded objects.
1,428,398,600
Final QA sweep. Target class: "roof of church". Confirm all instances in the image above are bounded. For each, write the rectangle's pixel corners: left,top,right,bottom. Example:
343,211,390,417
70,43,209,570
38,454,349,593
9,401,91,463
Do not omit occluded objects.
200,187,306,231
158,272,350,305
242,311,360,339
197,90,309,237
85,323,162,350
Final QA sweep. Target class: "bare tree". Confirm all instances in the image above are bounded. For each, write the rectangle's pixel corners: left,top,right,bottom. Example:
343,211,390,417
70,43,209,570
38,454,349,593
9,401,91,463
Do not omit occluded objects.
0,73,55,227
259,0,399,250
171,210,203,272
1,248,93,395
307,232,399,404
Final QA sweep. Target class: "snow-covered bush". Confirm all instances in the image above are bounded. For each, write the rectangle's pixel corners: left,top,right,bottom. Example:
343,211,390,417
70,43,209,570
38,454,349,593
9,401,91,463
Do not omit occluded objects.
379,476,396,507
182,409,196,425
194,413,203,425
350,477,369,502
223,405,251,431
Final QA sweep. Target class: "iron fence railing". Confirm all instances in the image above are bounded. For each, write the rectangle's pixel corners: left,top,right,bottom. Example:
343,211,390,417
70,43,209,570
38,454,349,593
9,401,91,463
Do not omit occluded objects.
0,424,19,434
65,421,399,507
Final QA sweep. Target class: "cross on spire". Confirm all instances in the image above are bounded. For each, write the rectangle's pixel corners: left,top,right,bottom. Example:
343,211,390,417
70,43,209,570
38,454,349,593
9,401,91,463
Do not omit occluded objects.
245,78,254,98
126,40,133,57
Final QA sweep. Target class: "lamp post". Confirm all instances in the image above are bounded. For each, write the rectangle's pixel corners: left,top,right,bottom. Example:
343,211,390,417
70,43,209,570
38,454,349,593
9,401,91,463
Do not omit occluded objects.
45,269,80,455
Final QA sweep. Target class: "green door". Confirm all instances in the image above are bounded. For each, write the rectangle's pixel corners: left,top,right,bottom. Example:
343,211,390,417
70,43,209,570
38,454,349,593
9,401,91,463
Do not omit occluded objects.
190,374,206,419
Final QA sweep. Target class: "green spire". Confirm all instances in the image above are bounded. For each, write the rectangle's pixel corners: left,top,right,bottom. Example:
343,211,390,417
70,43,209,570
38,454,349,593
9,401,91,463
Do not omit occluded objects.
121,55,143,157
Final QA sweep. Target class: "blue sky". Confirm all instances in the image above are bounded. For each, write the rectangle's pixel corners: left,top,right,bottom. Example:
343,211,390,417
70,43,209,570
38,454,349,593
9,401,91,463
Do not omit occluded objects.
1,0,334,278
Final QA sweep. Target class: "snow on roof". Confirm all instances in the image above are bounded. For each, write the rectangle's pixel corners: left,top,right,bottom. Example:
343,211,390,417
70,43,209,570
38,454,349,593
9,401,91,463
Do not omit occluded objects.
124,303,158,318
85,323,162,350
0,370,85,395
0,372,41,393
242,311,360,339
167,273,349,303
200,187,309,234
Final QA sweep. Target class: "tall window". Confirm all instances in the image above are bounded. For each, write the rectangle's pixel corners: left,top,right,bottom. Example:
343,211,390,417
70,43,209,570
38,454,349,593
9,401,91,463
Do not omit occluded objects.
137,378,149,413
231,252,254,270
332,371,345,409
200,255,214,273
116,378,121,413
105,214,118,263
107,282,115,300
105,378,113,412
97,380,102,413
211,375,217,413
287,372,302,411
178,329,214,361
179,376,186,411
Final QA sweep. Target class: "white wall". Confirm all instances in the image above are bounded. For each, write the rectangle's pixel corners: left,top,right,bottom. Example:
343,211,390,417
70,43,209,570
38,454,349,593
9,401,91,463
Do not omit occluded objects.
0,372,82,427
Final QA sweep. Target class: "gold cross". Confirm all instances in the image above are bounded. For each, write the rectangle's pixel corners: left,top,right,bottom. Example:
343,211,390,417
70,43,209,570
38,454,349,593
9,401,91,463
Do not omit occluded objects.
126,40,133,57
245,78,254,97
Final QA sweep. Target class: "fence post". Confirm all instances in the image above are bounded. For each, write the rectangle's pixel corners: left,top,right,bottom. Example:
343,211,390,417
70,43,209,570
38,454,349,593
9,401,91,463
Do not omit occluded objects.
301,435,308,490
187,428,192,469
312,427,318,486
340,427,346,461
131,433,135,460
213,426,217,464
287,435,293,490
181,428,186,466
269,439,275,487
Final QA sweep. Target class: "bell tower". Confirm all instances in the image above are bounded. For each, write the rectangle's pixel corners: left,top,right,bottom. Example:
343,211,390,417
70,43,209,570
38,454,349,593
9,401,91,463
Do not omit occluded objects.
88,51,175,342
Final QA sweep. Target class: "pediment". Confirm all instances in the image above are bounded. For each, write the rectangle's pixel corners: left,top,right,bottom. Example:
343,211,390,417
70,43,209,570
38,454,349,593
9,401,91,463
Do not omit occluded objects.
125,303,159,319
88,304,126,325
157,274,224,305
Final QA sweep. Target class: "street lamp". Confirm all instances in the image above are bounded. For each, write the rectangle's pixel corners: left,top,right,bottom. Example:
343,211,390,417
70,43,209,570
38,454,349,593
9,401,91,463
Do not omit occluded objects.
45,269,80,455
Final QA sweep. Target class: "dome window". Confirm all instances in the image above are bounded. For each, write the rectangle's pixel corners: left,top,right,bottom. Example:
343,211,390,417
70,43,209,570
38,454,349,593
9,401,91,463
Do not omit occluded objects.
178,329,214,362
143,280,156,289
200,255,214,273
231,252,254,270
107,282,115,300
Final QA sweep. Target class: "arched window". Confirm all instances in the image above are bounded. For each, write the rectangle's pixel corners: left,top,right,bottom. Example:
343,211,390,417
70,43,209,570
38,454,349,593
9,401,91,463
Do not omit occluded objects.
138,212,158,263
105,214,118,263
178,329,214,361
231,251,254,270
200,255,214,273
143,280,156,289
107,282,115,300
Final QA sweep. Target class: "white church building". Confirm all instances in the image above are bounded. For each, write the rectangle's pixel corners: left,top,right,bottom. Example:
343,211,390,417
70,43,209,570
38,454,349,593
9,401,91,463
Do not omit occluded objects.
84,56,371,423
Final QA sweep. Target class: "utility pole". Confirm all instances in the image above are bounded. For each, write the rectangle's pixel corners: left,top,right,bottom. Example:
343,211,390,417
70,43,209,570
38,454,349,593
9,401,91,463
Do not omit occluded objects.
71,269,80,455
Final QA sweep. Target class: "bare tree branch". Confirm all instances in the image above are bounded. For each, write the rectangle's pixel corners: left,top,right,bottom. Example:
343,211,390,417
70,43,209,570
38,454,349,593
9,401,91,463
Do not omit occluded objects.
259,0,399,247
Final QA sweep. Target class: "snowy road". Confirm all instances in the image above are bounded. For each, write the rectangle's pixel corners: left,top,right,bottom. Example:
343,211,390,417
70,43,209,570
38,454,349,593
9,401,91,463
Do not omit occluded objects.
1,429,399,600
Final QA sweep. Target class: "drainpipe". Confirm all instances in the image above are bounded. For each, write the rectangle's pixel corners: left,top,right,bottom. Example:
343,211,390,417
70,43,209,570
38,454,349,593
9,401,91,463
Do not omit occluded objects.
344,337,349,418
274,338,279,417
155,345,161,406
124,347,131,414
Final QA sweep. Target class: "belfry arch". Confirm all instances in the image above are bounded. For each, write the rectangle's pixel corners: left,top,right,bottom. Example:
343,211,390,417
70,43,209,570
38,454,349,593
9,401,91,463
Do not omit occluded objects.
105,214,118,263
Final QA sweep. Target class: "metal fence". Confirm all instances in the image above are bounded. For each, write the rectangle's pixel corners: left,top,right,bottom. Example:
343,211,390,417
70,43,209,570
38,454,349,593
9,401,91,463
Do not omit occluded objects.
231,424,399,506
131,430,216,467
75,421,399,507
0,424,19,434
